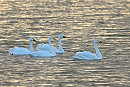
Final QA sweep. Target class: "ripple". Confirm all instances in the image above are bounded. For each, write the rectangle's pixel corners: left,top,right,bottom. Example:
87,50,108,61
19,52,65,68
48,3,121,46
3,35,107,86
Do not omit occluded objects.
0,0,129,86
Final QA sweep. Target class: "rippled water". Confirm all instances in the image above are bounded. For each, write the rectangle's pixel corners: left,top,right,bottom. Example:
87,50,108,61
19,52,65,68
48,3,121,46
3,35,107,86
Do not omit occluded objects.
0,0,130,86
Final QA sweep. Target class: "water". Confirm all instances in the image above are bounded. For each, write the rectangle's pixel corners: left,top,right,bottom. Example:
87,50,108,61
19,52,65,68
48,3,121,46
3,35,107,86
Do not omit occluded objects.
0,0,130,86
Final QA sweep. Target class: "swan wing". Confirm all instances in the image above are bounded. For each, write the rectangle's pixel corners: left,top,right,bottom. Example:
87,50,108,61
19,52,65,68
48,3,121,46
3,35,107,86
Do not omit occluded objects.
31,51,54,57
52,46,59,52
35,44,59,52
9,47,30,55
76,51,97,58
74,51,100,60
35,44,51,52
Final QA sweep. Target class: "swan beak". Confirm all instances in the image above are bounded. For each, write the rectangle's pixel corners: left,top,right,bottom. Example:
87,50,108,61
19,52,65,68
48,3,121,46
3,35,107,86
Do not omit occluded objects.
33,39,37,42
63,36,67,38
98,40,102,43
53,37,57,40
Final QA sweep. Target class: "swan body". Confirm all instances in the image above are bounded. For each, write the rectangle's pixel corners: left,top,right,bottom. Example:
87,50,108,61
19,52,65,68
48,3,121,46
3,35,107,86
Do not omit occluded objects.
35,34,66,53
36,44,59,52
73,39,102,60
9,37,37,55
30,51,55,57
9,47,30,55
30,35,56,57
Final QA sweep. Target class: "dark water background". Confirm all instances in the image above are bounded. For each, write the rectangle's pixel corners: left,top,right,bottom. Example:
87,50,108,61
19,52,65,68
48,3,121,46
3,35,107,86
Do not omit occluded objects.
0,0,130,86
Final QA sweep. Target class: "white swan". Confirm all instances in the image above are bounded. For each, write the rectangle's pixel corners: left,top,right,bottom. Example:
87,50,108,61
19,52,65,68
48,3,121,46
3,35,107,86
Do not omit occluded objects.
9,37,37,55
30,35,56,57
35,34,66,53
73,39,102,60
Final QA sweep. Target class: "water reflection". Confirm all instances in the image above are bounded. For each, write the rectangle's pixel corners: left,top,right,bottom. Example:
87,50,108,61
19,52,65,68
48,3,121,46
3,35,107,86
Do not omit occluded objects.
0,0,130,86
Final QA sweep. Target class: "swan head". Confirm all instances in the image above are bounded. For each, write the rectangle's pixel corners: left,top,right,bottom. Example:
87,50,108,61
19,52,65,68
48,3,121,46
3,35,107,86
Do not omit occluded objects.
94,39,102,43
59,34,66,38
29,37,37,42
49,35,56,40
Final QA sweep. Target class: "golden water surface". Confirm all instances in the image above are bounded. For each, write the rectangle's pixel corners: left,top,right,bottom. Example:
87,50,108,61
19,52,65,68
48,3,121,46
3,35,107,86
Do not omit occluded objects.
0,0,130,86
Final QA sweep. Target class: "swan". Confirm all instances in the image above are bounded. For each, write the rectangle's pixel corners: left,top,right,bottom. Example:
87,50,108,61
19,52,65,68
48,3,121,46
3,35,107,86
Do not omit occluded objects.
30,35,56,57
73,39,102,60
9,37,37,55
35,34,66,53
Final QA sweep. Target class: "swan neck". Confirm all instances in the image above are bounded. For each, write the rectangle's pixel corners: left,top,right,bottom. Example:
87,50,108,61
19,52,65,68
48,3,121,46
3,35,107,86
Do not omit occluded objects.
94,42,102,58
58,37,64,52
48,38,52,46
48,38,56,56
29,40,33,53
